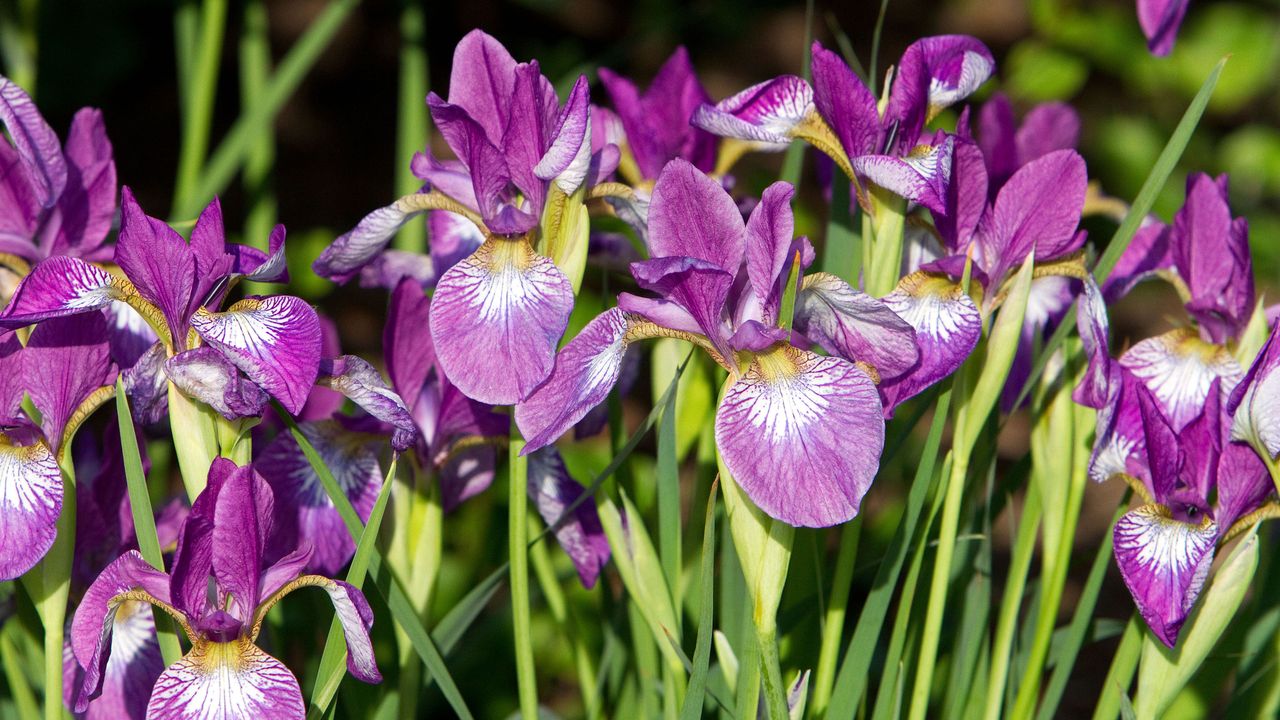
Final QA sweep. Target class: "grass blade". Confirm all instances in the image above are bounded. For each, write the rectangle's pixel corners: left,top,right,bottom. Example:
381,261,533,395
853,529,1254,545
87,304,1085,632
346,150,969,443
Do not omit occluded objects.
778,0,814,187
114,378,182,665
679,481,720,720
657,358,682,629
393,0,428,252
308,458,397,718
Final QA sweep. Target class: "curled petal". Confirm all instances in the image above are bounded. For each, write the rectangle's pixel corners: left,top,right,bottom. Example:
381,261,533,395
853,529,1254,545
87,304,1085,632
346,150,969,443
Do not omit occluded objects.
536,75,592,193
691,75,814,149
0,75,67,208
257,576,380,684
165,347,269,420
1229,324,1280,458
890,35,994,129
1073,276,1118,409
123,341,169,425
728,320,790,353
527,448,610,588
715,346,884,527
794,273,919,380
850,138,954,214
1215,443,1273,531
1113,505,1216,647
318,356,418,452
1138,0,1189,56
190,295,322,415
231,224,289,283
258,422,381,576
0,255,118,328
146,642,306,719
879,272,982,413
314,199,431,284
0,437,62,579
429,236,573,405
647,158,745,273
1119,328,1243,432
516,308,634,452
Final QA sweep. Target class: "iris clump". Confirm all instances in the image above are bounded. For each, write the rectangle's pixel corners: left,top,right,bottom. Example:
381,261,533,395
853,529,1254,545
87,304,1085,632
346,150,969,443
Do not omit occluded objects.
0,5,1274,720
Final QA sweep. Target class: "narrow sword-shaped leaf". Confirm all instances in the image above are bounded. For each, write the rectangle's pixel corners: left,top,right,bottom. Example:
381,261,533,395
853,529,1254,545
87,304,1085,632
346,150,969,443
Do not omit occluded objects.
657,360,682,627
680,481,719,720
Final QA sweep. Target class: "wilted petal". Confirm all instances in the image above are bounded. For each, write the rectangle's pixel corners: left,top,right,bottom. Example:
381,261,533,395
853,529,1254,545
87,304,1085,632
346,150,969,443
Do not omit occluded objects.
691,75,814,150
794,273,919,380
810,42,880,157
190,295,322,415
114,188,196,343
0,75,67,208
879,272,982,412
0,437,62,579
146,642,305,719
527,448,610,588
1137,0,1189,56
429,236,573,405
1119,328,1243,431
24,313,115,452
850,138,954,214
1074,276,1118,409
1113,505,1216,647
516,308,634,451
0,256,118,328
318,356,417,452
715,346,884,527
647,158,745,273
1229,324,1280,457
123,342,170,424
258,422,382,576
164,347,269,420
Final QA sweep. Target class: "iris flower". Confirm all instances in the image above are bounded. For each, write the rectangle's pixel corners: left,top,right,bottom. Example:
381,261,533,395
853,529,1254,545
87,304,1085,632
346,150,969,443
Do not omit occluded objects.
314,30,620,407
0,76,116,273
693,36,993,212
0,189,318,420
70,458,379,718
516,159,931,527
0,313,115,580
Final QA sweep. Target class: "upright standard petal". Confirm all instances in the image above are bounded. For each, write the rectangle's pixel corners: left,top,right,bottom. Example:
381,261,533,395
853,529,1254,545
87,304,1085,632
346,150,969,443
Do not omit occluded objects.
0,255,118,329
979,149,1086,283
516,308,635,451
1113,505,1216,647
527,448,610,588
445,30,517,144
190,296,322,415
1016,102,1080,164
114,188,196,343
384,278,435,413
0,75,67,208
429,236,573,405
934,136,988,250
1172,173,1253,343
647,158,745,273
1119,328,1244,431
1074,276,1118,409
879,272,982,412
49,108,117,258
691,76,814,149
810,42,880,158
211,465,274,621
145,641,305,720
715,346,884,527
743,182,798,319
0,436,62,579
793,273,919,380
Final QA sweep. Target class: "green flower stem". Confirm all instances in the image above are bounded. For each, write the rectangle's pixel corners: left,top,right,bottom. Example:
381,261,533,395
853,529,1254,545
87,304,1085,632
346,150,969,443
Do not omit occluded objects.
393,0,428,252
172,0,228,213
758,628,788,719
393,467,443,720
509,416,538,718
982,486,1043,720
239,0,276,297
809,517,861,716
167,383,219,500
528,518,600,720
1093,616,1143,720
32,459,75,720
864,185,906,298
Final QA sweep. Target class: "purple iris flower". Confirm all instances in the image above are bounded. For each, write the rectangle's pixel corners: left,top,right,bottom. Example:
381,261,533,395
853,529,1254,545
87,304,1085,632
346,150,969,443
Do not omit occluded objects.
70,458,380,718
0,76,117,269
598,46,718,180
515,159,932,527
0,313,116,581
0,189,320,420
1137,0,1190,56
694,36,993,212
315,30,621,407
974,92,1081,198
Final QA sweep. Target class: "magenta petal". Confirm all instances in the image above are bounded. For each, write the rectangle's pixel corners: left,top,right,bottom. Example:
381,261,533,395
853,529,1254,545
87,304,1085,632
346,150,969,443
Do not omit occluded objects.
744,182,798,319
729,320,790,352
631,256,734,354
165,347,269,420
1229,325,1280,457
715,347,884,527
0,331,22,419
0,437,62,579
810,42,880,157
647,158,745,273
123,342,170,425
982,149,1086,277
428,237,573,405
616,292,701,335
1089,372,1147,483
429,210,485,278
0,255,117,328
889,35,994,129
24,312,115,452
65,597,162,720
190,295,322,415
314,200,429,284
232,224,289,284
114,188,196,342
258,546,313,601
1016,102,1080,164
1137,0,1189,56
794,273,919,380
1173,173,1254,343
257,422,381,576
516,308,634,452
1113,505,1216,647
1118,329,1243,432
1101,218,1171,302
934,136,988,250
146,644,305,719
212,465,274,621
445,30,517,144
1215,443,1272,531
319,356,418,452
535,75,592,191
879,273,982,412
314,578,381,683
527,448,610,588
849,138,954,214
1073,276,1118,409
0,76,67,208
49,108,117,258
384,278,435,414
691,75,814,150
